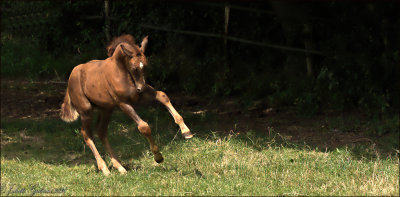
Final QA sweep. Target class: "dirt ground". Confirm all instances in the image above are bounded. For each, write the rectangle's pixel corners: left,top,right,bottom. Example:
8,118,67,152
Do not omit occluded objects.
0,79,387,152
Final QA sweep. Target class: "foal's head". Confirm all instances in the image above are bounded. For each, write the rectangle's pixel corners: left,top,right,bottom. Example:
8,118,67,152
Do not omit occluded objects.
107,34,149,92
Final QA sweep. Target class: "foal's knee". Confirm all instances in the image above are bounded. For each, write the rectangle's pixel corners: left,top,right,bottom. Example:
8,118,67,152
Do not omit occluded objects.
156,91,170,104
138,121,151,136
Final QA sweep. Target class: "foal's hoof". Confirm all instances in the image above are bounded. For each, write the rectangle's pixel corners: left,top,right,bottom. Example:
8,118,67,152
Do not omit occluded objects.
182,131,193,139
154,153,164,163
102,168,111,176
118,166,127,174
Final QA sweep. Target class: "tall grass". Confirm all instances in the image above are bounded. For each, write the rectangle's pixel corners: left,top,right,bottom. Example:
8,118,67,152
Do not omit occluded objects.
1,108,399,196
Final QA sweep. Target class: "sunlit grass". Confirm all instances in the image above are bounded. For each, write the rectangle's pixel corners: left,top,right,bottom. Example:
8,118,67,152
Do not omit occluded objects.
1,109,399,196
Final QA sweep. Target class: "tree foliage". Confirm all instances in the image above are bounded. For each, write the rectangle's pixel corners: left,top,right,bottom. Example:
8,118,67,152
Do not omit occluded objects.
1,1,399,116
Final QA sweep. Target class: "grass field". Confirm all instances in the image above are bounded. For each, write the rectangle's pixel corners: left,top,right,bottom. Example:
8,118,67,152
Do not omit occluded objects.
1,107,399,196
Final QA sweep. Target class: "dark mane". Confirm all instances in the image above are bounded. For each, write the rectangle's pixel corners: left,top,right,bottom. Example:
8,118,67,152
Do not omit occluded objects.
106,34,136,57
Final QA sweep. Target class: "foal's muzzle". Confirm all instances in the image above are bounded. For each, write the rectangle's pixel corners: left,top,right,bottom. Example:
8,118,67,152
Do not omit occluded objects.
136,84,144,92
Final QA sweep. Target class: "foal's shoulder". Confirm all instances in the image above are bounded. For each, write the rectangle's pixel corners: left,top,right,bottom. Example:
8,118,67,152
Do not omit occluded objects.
82,59,107,69
87,60,102,65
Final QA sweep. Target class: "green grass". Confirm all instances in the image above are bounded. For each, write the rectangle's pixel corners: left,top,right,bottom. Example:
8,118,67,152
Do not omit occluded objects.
1,108,399,196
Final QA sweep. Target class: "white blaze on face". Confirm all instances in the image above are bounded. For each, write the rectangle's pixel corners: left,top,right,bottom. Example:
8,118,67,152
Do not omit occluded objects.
140,62,144,69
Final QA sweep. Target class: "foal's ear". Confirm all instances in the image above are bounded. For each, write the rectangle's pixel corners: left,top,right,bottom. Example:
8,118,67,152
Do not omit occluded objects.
113,43,133,62
120,44,133,57
140,36,148,53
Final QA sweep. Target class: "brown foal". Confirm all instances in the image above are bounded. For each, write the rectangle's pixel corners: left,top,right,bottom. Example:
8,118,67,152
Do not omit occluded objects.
60,34,193,176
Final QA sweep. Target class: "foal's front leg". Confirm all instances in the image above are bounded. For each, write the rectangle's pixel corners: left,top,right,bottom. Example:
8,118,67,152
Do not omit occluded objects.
142,85,193,139
119,102,164,163
155,91,193,139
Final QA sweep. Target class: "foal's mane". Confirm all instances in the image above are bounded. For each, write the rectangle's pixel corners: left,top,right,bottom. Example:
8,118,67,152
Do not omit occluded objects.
106,34,136,57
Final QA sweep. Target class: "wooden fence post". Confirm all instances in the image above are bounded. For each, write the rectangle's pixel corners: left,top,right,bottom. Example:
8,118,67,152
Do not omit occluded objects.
223,2,230,77
104,0,111,42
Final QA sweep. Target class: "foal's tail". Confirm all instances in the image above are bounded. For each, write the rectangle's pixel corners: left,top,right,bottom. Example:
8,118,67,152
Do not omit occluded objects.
60,88,79,122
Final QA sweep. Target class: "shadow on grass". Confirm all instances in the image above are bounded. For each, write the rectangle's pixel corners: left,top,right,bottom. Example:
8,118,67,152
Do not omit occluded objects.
1,105,398,170
0,104,217,168
1,111,148,167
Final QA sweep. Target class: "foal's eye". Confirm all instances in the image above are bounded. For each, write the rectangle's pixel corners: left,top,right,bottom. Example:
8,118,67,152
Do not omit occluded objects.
136,53,142,57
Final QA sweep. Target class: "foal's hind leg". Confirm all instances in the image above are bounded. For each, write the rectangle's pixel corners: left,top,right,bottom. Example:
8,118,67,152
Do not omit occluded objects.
80,111,110,176
67,67,110,175
119,102,164,163
96,110,127,174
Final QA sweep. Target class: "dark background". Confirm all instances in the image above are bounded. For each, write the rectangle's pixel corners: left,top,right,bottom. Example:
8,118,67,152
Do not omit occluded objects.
1,1,399,133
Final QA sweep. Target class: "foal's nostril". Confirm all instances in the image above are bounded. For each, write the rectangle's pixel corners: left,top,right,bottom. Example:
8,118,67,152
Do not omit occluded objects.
137,88,142,92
